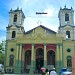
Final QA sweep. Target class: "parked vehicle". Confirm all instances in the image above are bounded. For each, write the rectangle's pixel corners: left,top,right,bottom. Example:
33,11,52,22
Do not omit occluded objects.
59,68,72,75
61,71,72,75
59,68,67,75
0,64,4,74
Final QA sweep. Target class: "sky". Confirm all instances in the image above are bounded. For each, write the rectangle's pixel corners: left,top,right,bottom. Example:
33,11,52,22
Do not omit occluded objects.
0,0,75,42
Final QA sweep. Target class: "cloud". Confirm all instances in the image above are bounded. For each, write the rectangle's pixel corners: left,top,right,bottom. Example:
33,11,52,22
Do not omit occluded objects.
6,0,38,10
24,16,59,32
24,17,41,32
0,0,74,34
42,7,55,17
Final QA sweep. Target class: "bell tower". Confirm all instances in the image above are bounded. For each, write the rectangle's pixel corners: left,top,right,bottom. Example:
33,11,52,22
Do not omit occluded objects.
58,6,74,26
58,6,75,40
6,8,25,40
9,7,25,26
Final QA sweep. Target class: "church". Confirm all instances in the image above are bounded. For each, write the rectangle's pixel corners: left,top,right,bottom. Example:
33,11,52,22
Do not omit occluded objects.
5,6,74,74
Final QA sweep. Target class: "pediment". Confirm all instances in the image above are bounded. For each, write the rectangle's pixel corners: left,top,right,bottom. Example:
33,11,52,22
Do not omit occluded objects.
25,25,56,36
63,25,73,30
6,25,22,29
34,26,45,35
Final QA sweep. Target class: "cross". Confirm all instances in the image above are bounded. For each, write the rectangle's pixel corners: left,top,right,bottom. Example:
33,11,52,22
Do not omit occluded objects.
37,20,42,25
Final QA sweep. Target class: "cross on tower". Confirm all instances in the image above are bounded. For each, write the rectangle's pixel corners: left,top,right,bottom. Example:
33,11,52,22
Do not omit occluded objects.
37,20,42,25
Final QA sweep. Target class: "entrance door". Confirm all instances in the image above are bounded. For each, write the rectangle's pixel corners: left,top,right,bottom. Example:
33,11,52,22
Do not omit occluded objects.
47,50,55,68
36,48,44,73
36,58,44,73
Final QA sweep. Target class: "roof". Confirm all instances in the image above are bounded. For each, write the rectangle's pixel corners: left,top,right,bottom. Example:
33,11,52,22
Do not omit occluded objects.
25,25,56,34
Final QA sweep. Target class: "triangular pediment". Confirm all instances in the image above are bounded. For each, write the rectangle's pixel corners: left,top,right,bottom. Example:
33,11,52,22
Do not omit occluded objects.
6,25,23,29
24,25,57,40
25,25,56,36
63,25,74,30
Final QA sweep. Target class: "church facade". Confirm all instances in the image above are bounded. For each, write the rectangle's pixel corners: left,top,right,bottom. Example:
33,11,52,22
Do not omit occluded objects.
5,6,74,74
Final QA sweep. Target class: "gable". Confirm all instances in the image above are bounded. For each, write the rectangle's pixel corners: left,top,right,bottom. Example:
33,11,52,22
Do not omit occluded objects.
60,25,74,30
25,25,56,35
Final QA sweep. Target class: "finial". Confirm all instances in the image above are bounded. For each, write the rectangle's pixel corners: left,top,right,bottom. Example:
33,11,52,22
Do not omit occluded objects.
71,6,73,9
37,20,42,25
60,7,62,9
17,7,19,10
21,8,22,10
10,8,12,11
64,4,66,8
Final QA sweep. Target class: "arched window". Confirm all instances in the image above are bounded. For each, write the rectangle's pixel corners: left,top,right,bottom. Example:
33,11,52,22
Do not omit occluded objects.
65,13,69,21
67,56,72,67
66,31,70,38
12,31,16,38
9,55,14,66
13,14,17,22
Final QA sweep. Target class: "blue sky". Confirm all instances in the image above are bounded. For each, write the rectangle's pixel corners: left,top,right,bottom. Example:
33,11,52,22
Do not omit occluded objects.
0,0,75,42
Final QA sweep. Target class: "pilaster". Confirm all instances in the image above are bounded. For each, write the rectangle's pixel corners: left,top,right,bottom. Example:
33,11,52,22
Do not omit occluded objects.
14,43,22,74
4,41,7,70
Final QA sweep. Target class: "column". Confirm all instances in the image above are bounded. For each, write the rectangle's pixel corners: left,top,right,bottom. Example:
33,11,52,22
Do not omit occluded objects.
30,44,35,74
44,44,47,68
56,44,60,74
18,44,22,73
59,44,63,67
56,44,59,60
21,44,25,73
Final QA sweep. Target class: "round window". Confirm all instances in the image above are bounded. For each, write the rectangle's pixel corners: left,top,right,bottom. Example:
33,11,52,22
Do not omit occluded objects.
67,49,71,52
11,48,14,52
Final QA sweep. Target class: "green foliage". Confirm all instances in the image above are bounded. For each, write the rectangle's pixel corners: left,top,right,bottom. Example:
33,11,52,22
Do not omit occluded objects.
0,40,5,53
0,40,5,64
0,53,4,64
0,43,3,52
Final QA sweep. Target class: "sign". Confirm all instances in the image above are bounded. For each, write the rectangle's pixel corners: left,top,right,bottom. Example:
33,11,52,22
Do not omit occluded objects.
36,12,47,14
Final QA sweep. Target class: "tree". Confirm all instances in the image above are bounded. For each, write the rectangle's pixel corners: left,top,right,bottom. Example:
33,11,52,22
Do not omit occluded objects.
0,43,3,53
0,40,5,64
0,53,4,64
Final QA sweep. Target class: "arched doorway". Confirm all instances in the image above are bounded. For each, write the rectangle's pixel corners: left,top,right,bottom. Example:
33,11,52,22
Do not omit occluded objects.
24,50,31,73
36,48,44,73
47,50,55,69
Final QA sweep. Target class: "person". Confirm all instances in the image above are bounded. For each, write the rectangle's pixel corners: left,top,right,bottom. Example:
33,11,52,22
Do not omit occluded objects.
41,68,46,75
45,69,49,75
50,68,57,75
